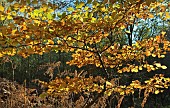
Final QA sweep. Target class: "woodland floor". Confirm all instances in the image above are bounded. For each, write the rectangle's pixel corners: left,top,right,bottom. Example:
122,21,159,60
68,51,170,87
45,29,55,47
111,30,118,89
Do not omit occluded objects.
0,77,56,108
1,77,170,108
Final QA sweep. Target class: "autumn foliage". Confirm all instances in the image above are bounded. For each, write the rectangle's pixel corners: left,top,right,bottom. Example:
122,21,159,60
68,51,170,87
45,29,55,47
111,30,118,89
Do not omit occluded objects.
0,0,170,107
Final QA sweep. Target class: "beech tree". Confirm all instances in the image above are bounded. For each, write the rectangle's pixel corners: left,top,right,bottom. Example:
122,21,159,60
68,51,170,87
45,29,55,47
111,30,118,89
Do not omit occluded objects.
0,0,170,107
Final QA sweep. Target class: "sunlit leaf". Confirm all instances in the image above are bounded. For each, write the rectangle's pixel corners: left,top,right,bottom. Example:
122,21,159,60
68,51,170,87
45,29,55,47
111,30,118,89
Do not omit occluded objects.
67,7,74,11
100,6,106,12
11,11,17,16
47,40,54,45
165,12,170,19
152,53,156,57
145,50,151,56
125,30,131,34
7,15,13,20
120,91,125,95
154,63,161,67
76,2,85,9
148,13,154,18
118,69,122,73
47,13,53,19
155,90,159,94
0,53,3,58
149,47,154,52
161,65,167,69
131,67,138,72
158,55,165,58
120,25,126,30
0,5,4,12
0,15,6,21
139,66,143,70
106,81,113,86
20,7,26,13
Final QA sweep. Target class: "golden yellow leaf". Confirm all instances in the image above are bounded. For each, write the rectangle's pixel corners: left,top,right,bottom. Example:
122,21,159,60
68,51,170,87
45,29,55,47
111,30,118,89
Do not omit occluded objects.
100,6,106,12
67,37,72,41
96,63,101,67
26,35,30,38
139,66,143,70
106,81,113,86
7,15,13,20
70,48,74,52
155,35,161,43
148,13,154,18
135,42,141,49
120,25,125,29
20,7,26,13
118,69,122,73
76,2,85,9
120,91,125,95
155,90,159,94
161,65,167,69
104,33,109,37
151,67,155,71
34,20,41,25
125,30,131,34
155,85,161,88
165,12,170,19
49,28,54,32
11,29,17,35
147,67,152,72
161,31,166,36
149,65,154,68
149,47,154,52
47,8,54,13
110,46,114,49
11,11,17,16
0,15,6,21
145,50,151,56
152,53,156,57
105,91,112,96
0,53,3,58
159,55,165,58
67,7,74,11
110,65,115,68
48,40,54,45
155,63,161,67
131,68,138,72
0,5,4,12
